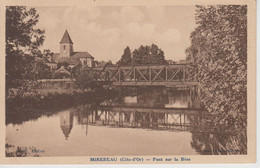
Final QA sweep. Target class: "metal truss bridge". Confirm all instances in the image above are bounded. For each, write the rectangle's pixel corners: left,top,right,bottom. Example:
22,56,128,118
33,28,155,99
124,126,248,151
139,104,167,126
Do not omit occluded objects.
89,64,198,86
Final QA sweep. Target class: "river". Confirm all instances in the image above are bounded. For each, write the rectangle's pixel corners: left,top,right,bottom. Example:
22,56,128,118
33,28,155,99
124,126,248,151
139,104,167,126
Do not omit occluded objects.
5,87,244,156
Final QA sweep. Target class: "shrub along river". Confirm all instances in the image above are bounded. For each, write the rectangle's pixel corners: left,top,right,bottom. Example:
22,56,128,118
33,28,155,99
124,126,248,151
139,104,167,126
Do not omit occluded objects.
5,87,246,156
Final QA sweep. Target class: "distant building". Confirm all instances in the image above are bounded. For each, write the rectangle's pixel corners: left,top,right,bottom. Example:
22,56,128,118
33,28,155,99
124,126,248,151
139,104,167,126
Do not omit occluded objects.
52,30,95,68
166,60,176,65
54,66,71,79
178,59,187,64
96,61,113,67
93,61,99,67
44,57,58,70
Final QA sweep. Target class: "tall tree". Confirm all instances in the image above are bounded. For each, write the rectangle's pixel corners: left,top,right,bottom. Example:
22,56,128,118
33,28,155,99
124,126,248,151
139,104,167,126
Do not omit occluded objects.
105,60,113,66
132,47,143,65
117,46,132,66
6,6,45,88
150,44,165,64
132,44,166,65
186,5,247,152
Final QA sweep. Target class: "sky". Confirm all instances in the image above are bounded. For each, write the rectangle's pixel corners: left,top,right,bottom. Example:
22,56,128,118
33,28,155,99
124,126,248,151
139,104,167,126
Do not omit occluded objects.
35,6,197,63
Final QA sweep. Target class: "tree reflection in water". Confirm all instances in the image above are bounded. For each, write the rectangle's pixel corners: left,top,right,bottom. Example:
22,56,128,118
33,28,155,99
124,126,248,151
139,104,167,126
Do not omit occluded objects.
189,114,247,155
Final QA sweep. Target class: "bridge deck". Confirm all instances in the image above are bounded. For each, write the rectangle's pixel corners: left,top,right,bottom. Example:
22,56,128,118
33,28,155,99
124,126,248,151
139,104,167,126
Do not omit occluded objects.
111,81,199,86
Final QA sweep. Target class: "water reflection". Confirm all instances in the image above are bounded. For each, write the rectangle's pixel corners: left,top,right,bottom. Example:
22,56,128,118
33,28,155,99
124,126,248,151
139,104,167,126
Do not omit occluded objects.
73,104,201,132
60,111,74,140
6,87,246,156
100,87,201,109
56,88,210,141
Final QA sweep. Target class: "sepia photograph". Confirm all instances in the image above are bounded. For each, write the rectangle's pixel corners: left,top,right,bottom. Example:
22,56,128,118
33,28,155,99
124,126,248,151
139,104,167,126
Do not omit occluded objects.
0,0,256,164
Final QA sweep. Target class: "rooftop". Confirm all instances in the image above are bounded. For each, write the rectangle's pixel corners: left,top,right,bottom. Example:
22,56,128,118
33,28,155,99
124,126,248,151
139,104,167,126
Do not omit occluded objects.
53,52,94,65
60,30,73,44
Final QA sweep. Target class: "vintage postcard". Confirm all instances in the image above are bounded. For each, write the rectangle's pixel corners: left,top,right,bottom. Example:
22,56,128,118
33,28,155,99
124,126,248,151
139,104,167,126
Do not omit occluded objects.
0,0,256,165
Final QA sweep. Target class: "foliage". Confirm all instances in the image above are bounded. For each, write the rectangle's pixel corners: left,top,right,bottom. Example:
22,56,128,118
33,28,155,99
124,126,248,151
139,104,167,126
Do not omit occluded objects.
105,60,113,66
75,69,101,90
6,6,49,89
116,46,132,65
6,7,45,54
116,44,166,66
71,64,82,78
188,114,247,155
34,49,55,79
55,62,73,79
132,44,166,65
186,5,247,133
96,60,114,67
42,49,54,58
57,62,70,70
54,72,71,79
6,87,117,125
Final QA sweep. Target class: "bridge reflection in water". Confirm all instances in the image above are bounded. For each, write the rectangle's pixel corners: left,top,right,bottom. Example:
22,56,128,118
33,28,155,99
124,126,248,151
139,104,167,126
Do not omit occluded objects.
69,88,208,134
73,105,207,132
54,88,245,155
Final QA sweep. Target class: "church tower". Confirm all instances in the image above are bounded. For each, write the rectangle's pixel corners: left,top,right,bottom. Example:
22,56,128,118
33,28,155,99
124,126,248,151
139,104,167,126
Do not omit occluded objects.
60,30,73,58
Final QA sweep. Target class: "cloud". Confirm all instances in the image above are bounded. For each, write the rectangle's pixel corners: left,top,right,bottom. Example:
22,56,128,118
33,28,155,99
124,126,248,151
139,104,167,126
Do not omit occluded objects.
36,9,62,54
120,7,144,22
36,6,195,63
156,29,182,60
37,10,58,30
70,22,102,51
62,6,101,28
145,6,165,22
159,28,181,45
100,28,121,45
85,22,102,34
128,22,157,43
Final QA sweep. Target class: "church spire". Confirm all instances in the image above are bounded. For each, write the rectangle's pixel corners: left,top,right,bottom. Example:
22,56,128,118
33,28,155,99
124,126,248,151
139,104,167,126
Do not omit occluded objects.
60,30,73,44
60,30,73,57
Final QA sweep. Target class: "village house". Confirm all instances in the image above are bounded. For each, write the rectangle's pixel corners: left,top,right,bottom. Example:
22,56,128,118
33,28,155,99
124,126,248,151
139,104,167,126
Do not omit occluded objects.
178,59,187,64
44,58,58,70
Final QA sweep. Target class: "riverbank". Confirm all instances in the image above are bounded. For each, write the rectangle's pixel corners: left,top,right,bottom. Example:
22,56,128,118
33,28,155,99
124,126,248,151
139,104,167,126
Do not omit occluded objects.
6,87,118,125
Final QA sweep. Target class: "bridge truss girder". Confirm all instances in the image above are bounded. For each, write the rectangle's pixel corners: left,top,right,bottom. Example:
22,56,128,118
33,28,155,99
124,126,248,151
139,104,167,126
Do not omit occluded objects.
90,64,197,86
